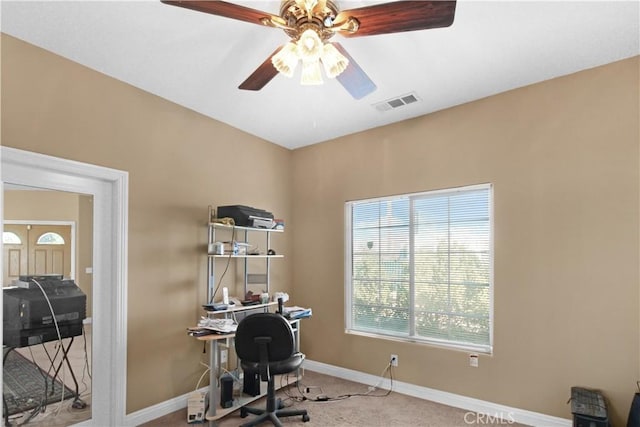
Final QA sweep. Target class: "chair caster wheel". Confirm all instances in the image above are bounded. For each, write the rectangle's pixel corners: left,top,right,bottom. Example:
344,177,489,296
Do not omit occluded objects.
240,407,248,418
302,414,310,422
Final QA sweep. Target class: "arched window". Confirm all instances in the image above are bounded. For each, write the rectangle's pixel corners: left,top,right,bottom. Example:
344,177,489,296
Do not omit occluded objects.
2,232,22,244
36,232,65,245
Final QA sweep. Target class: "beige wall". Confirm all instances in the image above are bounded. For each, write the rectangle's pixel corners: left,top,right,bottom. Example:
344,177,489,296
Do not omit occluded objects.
291,56,639,424
1,35,293,413
4,190,79,221
78,194,94,316
3,32,639,424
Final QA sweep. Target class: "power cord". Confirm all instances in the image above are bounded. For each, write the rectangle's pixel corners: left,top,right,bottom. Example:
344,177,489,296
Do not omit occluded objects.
209,226,236,304
34,279,65,413
78,324,92,397
279,373,309,405
282,359,395,404
19,278,65,424
195,368,211,391
319,363,393,401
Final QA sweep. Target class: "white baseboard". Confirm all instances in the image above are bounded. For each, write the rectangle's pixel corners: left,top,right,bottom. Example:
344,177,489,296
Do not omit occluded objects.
303,359,572,427
123,386,208,427
124,360,572,427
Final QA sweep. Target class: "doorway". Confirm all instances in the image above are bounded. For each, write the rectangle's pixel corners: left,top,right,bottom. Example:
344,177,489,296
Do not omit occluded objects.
3,207,92,424
3,222,74,284
1,147,128,426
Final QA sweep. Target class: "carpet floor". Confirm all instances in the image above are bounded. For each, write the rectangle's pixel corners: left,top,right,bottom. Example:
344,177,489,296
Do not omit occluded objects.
141,370,528,427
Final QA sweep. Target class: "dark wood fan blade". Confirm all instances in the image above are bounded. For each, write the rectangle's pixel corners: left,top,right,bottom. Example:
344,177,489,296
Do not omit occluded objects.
333,43,377,100
336,1,456,37
161,1,279,27
238,46,282,91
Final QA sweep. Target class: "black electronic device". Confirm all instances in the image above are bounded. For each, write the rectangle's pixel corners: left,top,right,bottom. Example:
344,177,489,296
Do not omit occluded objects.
571,387,608,427
202,303,230,312
243,372,261,397
16,274,64,288
3,276,86,347
220,374,234,408
216,205,274,228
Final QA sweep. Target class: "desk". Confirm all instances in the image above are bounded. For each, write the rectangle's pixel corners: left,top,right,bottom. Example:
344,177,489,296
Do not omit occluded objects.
189,303,303,426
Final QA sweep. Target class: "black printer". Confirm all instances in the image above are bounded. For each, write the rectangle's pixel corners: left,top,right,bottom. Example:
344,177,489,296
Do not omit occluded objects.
216,205,274,228
4,275,86,347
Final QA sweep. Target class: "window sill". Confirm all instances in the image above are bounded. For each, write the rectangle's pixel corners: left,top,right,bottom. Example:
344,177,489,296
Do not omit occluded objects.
345,329,493,355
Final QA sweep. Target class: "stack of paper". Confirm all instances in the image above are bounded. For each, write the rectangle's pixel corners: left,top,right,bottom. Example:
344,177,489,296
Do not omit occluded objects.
197,317,237,333
283,306,312,319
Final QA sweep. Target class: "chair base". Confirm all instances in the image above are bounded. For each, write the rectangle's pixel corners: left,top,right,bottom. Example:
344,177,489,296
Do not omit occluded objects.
239,378,309,427
240,405,310,427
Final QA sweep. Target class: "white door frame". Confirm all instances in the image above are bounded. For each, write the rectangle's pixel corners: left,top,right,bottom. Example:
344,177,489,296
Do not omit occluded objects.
0,146,128,426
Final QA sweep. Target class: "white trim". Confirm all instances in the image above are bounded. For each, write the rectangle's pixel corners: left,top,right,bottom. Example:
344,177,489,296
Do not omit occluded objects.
123,387,208,426
343,204,353,332
488,184,495,352
1,147,129,427
123,359,572,427
303,360,572,427
344,182,492,204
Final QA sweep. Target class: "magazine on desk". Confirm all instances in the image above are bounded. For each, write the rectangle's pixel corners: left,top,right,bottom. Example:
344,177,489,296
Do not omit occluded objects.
283,306,312,320
187,307,310,337
193,317,237,333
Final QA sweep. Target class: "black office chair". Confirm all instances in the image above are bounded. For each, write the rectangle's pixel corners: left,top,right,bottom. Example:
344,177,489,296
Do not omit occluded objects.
234,312,310,427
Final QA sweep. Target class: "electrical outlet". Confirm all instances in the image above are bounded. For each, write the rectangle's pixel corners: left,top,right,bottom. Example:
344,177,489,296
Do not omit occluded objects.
469,353,478,367
390,354,398,367
220,349,228,364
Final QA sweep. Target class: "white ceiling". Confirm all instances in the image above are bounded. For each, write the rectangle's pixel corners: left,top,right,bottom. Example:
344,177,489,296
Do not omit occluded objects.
2,1,638,150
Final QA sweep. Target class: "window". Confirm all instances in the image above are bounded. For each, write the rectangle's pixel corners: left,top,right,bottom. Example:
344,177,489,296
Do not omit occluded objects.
2,232,22,244
345,184,493,353
36,232,65,245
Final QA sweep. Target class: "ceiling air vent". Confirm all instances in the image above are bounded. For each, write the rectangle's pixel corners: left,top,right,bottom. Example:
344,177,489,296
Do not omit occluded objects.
373,92,421,112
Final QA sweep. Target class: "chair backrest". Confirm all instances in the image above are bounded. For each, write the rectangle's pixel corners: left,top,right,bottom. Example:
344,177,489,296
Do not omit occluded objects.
235,312,296,364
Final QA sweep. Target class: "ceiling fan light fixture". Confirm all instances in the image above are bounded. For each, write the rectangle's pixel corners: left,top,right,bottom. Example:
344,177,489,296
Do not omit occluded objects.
320,43,348,78
272,42,299,78
164,0,458,97
272,30,347,83
300,60,323,85
331,17,359,34
295,0,318,13
294,0,328,19
262,16,293,31
297,29,323,61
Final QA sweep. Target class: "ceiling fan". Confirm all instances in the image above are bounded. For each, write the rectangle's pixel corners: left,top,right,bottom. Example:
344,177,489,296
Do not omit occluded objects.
161,0,457,99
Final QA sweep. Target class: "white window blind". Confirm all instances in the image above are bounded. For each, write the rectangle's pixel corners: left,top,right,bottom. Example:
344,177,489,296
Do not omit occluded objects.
346,184,493,352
